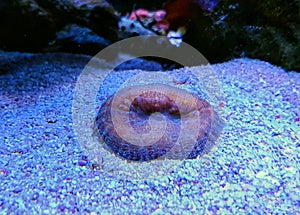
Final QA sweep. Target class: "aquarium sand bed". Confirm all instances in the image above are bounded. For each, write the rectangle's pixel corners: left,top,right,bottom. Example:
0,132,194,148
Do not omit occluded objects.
0,53,299,214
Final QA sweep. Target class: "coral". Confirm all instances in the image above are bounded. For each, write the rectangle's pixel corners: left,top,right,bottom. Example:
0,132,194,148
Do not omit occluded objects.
96,84,222,162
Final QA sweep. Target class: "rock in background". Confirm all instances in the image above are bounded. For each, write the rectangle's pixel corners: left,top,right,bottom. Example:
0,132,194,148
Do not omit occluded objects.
46,24,110,55
206,0,300,71
110,0,300,71
0,0,299,71
0,0,118,53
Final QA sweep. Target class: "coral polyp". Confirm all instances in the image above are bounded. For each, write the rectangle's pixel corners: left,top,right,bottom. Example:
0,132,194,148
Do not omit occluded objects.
96,84,221,162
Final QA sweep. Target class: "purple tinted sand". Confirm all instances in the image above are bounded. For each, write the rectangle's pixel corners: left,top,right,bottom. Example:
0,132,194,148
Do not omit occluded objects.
0,53,299,214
